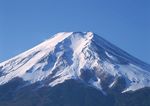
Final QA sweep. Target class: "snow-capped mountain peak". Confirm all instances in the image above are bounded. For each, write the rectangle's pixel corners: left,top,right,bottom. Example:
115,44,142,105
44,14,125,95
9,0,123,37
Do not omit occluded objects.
0,32,150,93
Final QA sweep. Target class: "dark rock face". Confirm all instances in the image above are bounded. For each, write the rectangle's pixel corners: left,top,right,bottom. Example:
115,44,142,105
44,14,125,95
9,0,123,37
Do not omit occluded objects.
0,78,150,106
80,69,97,82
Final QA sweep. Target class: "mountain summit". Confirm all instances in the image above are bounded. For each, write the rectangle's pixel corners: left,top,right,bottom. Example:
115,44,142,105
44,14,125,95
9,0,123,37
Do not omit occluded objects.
0,32,150,94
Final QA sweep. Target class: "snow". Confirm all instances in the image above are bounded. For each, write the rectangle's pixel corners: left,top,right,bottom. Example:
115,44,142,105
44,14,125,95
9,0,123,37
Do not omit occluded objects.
0,32,150,93
105,51,117,61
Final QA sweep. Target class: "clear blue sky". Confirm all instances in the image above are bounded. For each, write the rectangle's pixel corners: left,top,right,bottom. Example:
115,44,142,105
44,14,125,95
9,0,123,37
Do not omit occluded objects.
0,0,150,64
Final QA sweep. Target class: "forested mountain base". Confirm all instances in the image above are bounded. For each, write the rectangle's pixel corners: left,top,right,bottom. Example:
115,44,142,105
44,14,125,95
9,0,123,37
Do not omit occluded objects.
0,79,149,106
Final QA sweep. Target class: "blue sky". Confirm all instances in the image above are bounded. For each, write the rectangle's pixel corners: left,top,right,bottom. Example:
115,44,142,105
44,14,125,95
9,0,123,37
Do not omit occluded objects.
0,0,150,64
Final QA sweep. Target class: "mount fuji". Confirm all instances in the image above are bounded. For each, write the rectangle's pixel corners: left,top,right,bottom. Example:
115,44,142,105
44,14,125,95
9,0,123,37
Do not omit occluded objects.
0,32,150,106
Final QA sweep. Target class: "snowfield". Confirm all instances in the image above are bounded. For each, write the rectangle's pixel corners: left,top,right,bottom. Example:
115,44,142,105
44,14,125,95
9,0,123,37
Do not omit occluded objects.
0,32,150,93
